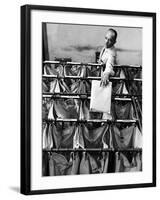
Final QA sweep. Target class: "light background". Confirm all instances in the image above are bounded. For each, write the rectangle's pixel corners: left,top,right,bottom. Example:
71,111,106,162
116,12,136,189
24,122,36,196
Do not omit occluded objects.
0,0,159,199
46,23,142,64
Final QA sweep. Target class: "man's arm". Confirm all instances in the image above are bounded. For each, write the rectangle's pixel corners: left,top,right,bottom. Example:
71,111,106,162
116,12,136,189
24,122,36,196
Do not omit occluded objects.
103,53,115,75
101,53,115,86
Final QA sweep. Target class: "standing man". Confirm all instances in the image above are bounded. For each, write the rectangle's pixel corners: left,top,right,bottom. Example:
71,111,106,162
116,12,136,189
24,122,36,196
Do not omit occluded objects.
99,28,117,86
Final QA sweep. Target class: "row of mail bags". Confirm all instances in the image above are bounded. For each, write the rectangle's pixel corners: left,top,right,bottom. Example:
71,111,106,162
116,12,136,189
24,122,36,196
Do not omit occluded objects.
43,122,142,150
43,150,142,176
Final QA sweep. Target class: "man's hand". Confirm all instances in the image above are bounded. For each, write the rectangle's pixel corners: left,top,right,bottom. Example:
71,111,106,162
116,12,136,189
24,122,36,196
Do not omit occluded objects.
100,72,110,87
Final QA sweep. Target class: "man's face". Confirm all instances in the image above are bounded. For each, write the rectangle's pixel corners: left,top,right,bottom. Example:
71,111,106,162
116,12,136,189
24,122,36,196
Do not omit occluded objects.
105,31,116,48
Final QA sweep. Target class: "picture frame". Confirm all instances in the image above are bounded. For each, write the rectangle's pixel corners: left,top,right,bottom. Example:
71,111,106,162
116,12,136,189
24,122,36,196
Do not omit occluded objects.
21,4,156,195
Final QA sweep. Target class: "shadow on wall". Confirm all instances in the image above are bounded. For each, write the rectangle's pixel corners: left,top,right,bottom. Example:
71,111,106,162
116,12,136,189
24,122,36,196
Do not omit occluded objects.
9,186,20,193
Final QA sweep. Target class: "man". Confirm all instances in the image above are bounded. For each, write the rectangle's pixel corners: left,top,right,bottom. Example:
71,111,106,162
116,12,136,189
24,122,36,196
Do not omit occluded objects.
99,28,117,86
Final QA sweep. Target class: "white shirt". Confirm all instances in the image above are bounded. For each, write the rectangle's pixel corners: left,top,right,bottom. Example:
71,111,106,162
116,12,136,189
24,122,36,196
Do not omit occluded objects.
99,46,117,76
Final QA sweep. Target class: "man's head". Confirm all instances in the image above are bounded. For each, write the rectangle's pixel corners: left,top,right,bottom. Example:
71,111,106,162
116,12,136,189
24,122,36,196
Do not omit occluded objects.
105,28,117,48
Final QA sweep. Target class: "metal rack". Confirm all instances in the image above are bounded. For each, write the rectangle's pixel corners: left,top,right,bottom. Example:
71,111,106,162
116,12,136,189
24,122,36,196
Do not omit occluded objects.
43,148,142,152
42,60,142,153
43,60,142,69
43,119,138,124
42,74,142,82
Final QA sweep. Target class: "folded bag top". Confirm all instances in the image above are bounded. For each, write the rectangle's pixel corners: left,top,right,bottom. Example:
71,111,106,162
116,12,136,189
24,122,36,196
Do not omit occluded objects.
90,80,112,113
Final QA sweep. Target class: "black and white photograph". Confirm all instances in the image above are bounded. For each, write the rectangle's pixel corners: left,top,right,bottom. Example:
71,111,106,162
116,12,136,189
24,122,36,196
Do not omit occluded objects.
20,5,156,194
42,23,142,176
